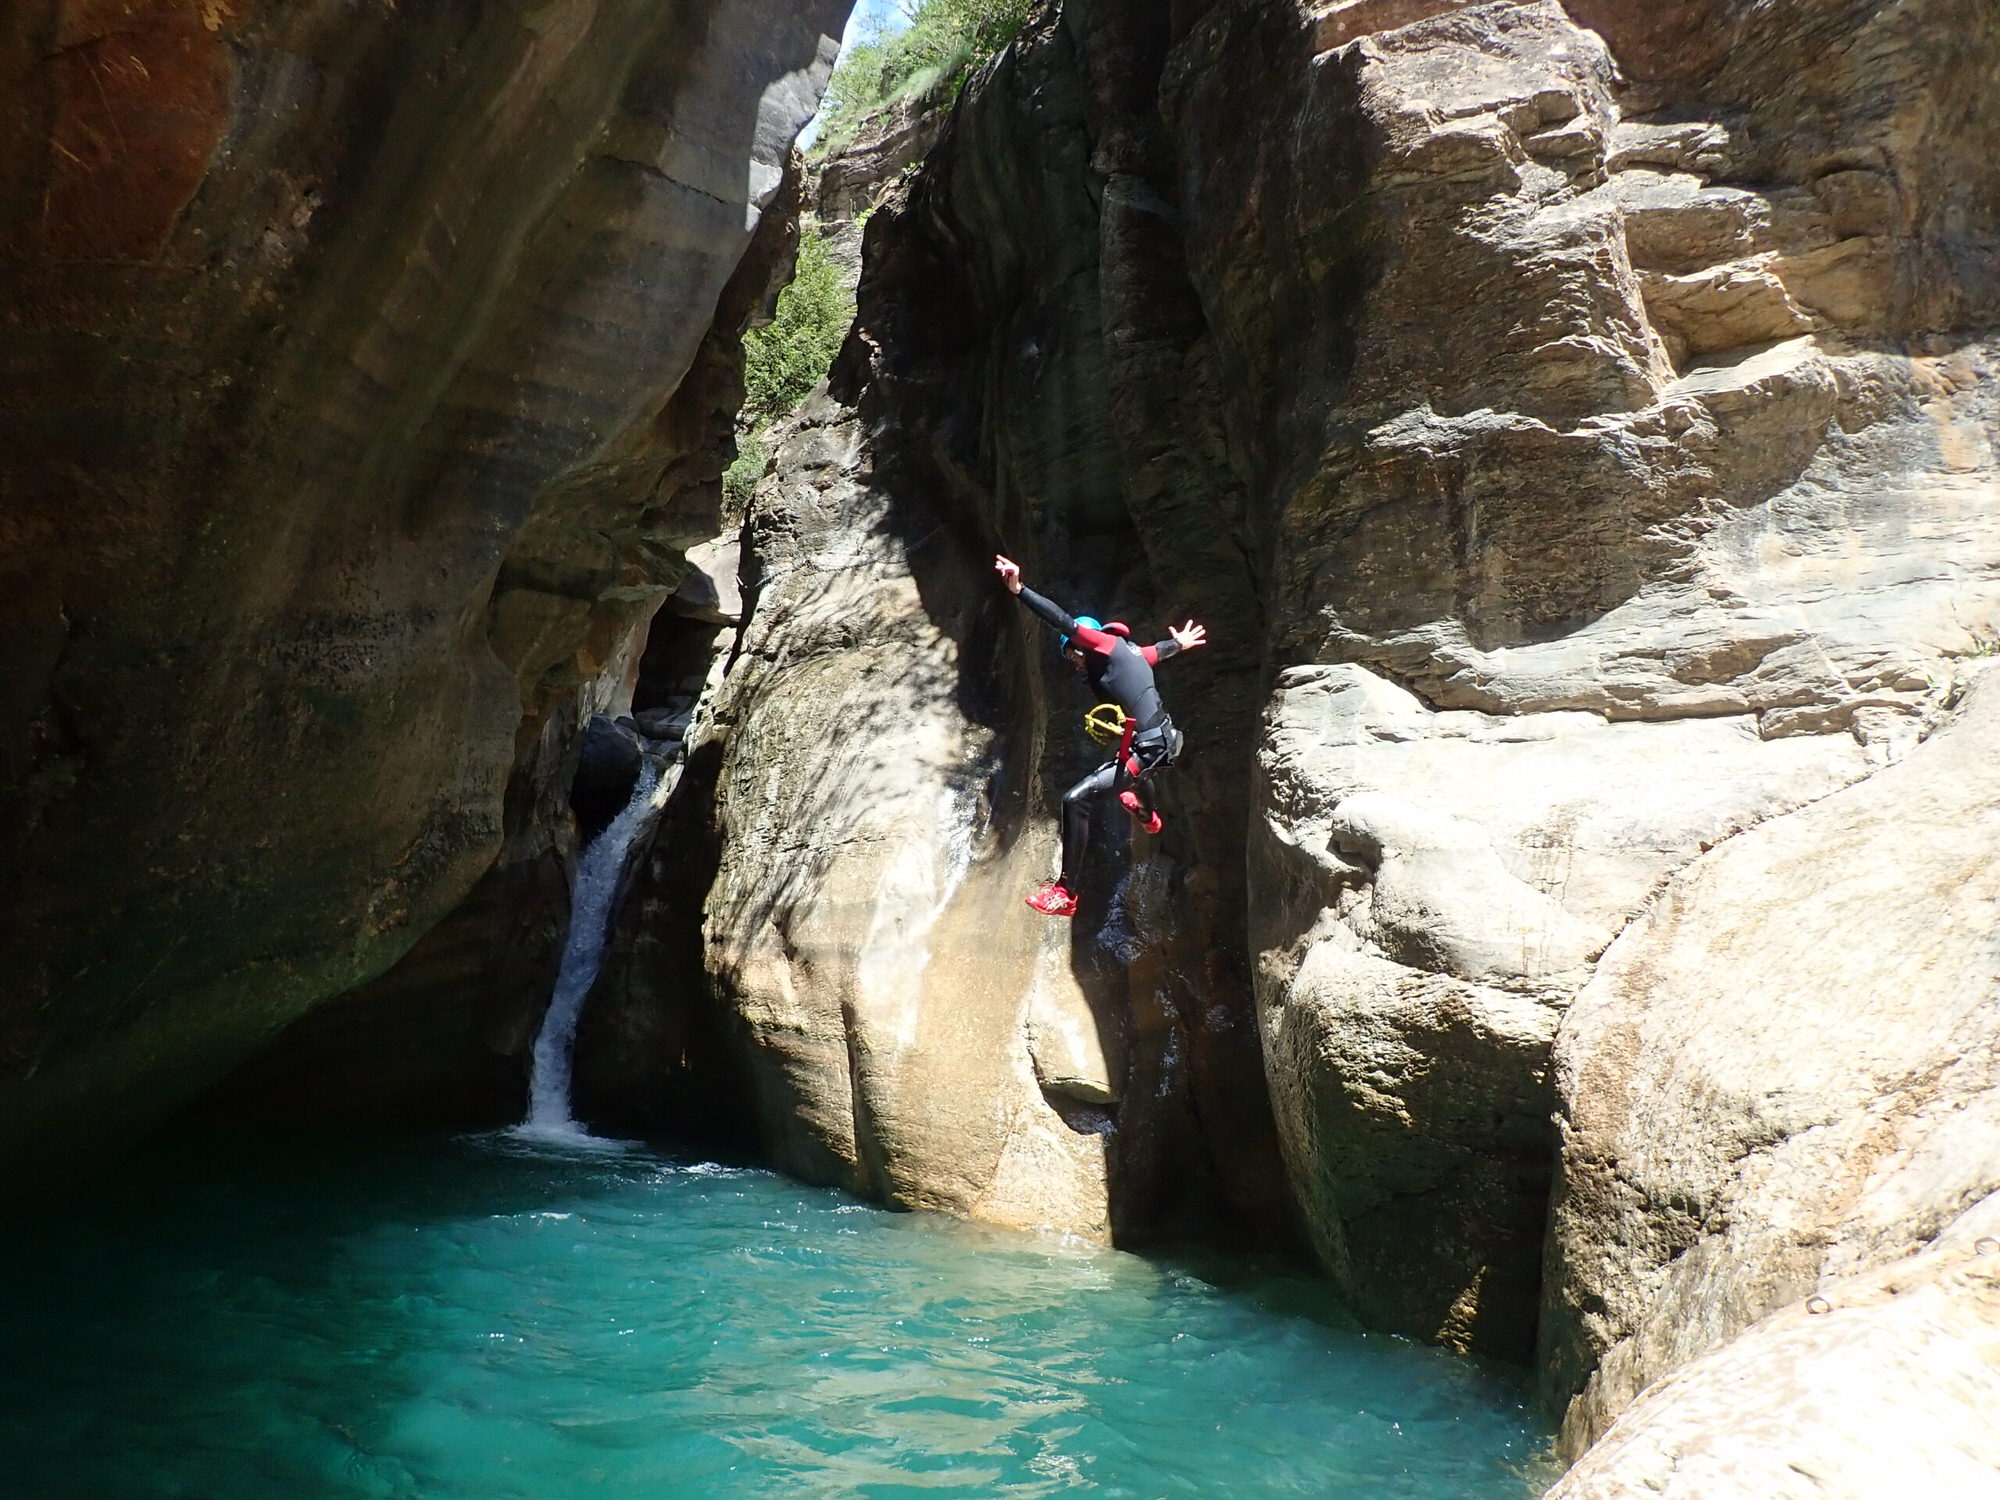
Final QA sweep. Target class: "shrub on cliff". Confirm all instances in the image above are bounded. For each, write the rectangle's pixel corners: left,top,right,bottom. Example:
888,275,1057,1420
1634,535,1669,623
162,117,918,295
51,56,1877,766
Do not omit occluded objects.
742,224,853,423
814,0,1032,155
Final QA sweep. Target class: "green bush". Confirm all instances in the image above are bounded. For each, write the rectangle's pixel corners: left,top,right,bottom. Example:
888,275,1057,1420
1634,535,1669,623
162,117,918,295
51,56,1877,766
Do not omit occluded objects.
740,224,853,424
721,423,767,510
814,0,1033,156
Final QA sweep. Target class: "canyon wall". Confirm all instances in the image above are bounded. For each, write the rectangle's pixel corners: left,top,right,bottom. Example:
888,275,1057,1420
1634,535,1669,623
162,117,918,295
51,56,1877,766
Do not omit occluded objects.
0,0,851,1185
594,0,2000,1485
8,0,1996,1489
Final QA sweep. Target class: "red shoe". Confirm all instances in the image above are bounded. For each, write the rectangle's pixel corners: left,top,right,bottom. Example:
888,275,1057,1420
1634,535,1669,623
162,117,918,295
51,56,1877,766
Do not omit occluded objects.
1119,790,1163,835
1026,881,1078,917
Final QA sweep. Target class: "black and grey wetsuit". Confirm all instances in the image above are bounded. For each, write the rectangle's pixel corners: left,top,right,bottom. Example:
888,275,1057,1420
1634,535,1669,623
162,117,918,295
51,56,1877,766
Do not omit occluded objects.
1017,586,1186,889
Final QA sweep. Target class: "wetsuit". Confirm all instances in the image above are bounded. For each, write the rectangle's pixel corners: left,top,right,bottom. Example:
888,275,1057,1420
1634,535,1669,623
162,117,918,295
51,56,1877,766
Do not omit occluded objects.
1017,586,1185,889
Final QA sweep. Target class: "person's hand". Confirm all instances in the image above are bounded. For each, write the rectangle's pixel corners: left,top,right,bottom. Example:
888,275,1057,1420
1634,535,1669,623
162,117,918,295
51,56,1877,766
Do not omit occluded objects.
1169,620,1207,652
994,554,1023,594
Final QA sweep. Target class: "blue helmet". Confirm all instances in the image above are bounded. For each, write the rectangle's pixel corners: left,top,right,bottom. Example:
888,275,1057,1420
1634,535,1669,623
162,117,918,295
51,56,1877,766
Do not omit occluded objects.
1060,615,1102,654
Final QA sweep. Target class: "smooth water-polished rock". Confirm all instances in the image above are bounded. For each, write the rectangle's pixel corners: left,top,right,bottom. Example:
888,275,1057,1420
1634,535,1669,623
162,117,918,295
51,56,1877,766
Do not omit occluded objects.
1542,671,2000,1463
1175,0,2000,1377
1252,662,1866,1355
1546,1194,2000,1499
0,0,850,1185
592,0,1300,1247
687,394,1118,1236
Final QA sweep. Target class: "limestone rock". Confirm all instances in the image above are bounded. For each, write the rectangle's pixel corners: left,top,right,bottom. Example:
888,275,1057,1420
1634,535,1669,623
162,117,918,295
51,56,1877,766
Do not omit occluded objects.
587,0,1303,1248
1547,1197,2000,1499
1542,671,2000,1457
692,395,1116,1237
815,96,949,223
0,0,851,1184
1254,662,1866,1354
1157,0,2000,1372
572,714,648,839
667,536,746,625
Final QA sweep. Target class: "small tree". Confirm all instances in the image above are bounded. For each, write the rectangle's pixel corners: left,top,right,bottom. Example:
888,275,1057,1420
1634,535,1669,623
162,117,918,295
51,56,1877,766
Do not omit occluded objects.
741,225,854,424
812,0,1033,156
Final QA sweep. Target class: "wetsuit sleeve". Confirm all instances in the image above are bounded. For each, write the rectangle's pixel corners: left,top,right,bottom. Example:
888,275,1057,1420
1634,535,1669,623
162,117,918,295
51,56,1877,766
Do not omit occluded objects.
1143,640,1182,666
1015,585,1076,636
1017,585,1118,652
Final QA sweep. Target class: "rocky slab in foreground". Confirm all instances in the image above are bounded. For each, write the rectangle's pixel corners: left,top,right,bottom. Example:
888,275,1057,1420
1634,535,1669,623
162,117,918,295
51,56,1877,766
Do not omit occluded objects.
1542,669,2000,1462
1547,1196,2000,1498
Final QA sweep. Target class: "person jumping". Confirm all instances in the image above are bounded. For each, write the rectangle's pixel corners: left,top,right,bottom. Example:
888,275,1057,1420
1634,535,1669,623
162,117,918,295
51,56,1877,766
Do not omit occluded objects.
995,554,1207,918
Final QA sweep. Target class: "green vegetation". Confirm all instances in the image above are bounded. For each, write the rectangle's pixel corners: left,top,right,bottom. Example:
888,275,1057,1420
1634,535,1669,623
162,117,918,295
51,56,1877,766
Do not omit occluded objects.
742,224,853,424
726,224,853,505
727,1,1033,500
813,0,1033,156
721,424,767,510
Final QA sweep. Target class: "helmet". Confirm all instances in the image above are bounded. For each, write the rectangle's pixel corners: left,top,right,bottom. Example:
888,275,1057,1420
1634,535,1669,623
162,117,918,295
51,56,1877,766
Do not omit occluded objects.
1060,615,1102,654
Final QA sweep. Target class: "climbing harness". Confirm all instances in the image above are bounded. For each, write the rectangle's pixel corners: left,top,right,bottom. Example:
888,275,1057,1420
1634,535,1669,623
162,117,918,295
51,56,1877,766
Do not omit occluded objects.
1083,702,1133,744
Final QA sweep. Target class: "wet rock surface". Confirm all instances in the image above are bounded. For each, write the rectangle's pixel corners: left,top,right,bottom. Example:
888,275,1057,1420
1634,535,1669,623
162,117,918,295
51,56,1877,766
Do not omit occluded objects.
0,0,850,1171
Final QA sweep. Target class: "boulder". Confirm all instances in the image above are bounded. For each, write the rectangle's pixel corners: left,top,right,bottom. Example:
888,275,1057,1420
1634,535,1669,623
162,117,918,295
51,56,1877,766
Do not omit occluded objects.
572,714,648,840
1547,1196,2000,1499
664,536,746,624
1542,671,2000,1458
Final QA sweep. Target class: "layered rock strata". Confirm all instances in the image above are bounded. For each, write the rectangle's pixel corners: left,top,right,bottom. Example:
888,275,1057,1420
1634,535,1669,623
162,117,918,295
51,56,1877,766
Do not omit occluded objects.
1219,0,2000,1374
590,1,1300,1244
605,0,2000,1483
1207,0,2000,1475
0,0,849,1179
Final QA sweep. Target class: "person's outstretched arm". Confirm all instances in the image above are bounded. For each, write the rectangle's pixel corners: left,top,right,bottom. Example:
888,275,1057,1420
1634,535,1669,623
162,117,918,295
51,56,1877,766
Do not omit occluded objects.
1145,621,1208,664
996,554,1081,638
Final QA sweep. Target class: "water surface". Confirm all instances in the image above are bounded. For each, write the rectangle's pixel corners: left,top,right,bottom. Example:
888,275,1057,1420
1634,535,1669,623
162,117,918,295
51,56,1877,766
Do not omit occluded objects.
0,1133,1553,1498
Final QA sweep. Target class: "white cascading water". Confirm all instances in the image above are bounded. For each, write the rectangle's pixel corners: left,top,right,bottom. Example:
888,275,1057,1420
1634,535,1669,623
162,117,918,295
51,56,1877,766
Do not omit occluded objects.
521,759,668,1137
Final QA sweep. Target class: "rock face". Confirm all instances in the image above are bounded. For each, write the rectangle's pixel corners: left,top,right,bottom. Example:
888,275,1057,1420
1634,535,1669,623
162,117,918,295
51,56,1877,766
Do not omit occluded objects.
1542,670,2000,1457
588,2,1302,1246
593,0,1999,1479
697,392,1122,1234
1255,662,1865,1354
13,0,1998,1486
1197,0,2000,1373
0,0,850,1180
1547,1194,2000,1499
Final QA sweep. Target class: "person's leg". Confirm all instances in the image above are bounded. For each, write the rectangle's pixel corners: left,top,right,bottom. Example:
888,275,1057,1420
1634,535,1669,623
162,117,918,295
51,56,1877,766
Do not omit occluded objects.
1030,762,1117,916
1060,761,1120,886
1118,742,1169,832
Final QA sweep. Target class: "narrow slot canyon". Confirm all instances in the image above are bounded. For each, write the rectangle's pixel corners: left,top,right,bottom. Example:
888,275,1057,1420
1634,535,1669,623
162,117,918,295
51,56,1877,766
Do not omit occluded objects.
4,1,1998,1495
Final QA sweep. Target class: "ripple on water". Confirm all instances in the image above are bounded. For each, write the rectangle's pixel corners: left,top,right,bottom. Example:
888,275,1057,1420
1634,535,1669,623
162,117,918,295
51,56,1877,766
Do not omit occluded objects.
0,1133,1556,1499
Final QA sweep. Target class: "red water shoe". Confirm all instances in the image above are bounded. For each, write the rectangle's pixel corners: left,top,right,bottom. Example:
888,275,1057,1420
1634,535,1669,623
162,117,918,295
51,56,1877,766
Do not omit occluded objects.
1119,790,1163,835
1026,881,1079,917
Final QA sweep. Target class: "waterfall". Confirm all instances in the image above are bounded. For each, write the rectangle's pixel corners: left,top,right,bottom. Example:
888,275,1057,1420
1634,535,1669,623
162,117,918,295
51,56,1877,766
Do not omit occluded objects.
520,759,669,1138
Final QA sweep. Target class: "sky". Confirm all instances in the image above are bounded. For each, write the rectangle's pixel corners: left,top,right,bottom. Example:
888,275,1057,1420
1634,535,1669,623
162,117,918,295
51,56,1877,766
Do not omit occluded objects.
799,1,912,149
843,0,912,49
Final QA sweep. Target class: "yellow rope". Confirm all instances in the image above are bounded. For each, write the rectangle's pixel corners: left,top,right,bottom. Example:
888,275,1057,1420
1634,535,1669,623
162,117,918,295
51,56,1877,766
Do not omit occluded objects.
1084,703,1130,744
